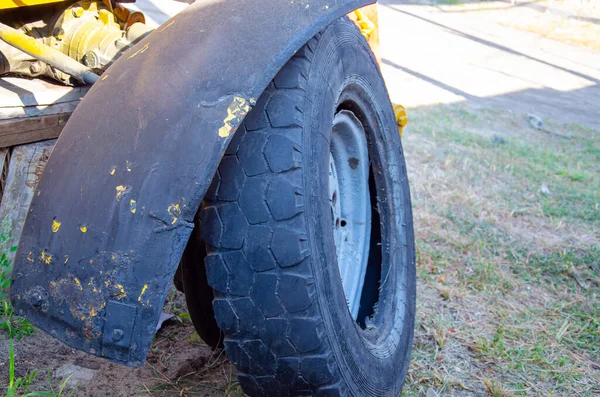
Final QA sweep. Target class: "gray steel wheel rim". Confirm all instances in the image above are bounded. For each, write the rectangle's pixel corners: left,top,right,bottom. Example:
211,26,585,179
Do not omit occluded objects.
329,110,372,320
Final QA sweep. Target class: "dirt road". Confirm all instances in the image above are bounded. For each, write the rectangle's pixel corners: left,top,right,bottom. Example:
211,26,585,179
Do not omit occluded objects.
380,0,600,130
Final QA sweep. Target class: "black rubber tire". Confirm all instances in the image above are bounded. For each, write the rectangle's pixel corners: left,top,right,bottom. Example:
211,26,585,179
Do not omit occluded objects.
179,221,223,349
200,18,415,396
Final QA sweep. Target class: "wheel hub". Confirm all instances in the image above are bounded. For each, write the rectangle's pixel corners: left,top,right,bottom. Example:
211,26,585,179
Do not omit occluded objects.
329,110,372,320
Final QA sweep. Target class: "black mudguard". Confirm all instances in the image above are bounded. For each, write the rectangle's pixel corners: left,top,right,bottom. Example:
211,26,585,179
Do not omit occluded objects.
10,0,374,366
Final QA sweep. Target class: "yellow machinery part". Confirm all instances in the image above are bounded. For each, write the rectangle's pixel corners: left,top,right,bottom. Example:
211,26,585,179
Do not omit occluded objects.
348,5,381,64
0,0,150,84
0,0,66,10
393,104,408,136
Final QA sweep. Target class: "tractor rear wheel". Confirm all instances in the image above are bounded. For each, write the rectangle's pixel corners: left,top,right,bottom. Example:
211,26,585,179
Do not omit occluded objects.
196,17,416,396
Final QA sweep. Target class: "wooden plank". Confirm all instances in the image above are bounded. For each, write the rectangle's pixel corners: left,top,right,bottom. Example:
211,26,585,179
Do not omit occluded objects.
0,140,56,265
0,113,70,148
0,77,87,109
0,148,8,203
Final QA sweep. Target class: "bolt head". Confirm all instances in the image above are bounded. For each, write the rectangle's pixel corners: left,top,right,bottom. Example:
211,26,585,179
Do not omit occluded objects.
111,329,125,341
29,62,42,74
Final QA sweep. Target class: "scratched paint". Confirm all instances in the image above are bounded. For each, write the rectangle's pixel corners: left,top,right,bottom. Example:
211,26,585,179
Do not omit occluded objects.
40,251,52,265
115,185,130,200
127,43,149,59
160,20,175,32
167,203,181,224
218,96,251,138
138,284,148,302
51,220,61,233
113,283,127,300
73,278,83,291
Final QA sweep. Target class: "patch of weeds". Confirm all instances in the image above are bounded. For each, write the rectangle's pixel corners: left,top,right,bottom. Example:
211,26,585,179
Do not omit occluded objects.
513,246,600,291
4,338,75,397
0,234,34,340
404,104,600,395
0,300,34,340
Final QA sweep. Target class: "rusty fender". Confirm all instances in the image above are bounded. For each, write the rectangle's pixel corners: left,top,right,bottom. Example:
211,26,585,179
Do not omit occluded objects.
10,0,375,366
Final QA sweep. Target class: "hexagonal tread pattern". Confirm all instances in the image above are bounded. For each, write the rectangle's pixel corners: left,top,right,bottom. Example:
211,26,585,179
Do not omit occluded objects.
198,32,347,396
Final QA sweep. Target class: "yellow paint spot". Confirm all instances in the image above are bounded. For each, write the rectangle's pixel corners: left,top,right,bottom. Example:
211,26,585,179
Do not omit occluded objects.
52,219,61,233
89,307,97,317
64,255,69,264
40,252,52,265
37,190,41,196
116,185,129,200
127,43,149,59
218,96,251,138
101,74,109,81
138,284,148,302
109,167,116,175
168,203,181,224
130,200,137,214
26,252,34,263
80,226,88,233
114,283,126,299
73,278,83,291
160,20,175,32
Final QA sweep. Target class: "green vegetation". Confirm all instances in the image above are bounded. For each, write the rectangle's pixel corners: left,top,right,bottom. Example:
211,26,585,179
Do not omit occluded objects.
401,104,599,396
1,230,74,396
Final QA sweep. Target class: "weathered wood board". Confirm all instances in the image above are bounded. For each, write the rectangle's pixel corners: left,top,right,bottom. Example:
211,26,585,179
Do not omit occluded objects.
0,77,87,148
0,113,70,148
0,140,56,264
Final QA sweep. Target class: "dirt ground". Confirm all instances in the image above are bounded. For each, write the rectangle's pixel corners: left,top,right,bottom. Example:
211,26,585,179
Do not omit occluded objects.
1,1,599,396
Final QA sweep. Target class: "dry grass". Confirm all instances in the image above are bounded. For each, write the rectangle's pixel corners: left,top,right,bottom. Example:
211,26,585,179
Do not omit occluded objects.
400,104,599,396
502,15,600,51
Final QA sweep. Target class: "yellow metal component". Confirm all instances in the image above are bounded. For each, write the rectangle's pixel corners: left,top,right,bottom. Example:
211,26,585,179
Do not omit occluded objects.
353,9,376,40
348,5,380,64
0,22,99,83
102,0,145,27
57,1,122,63
393,104,408,136
0,0,65,10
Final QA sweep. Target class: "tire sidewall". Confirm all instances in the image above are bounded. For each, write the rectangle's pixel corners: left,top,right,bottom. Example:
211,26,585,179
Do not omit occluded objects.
303,19,416,396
